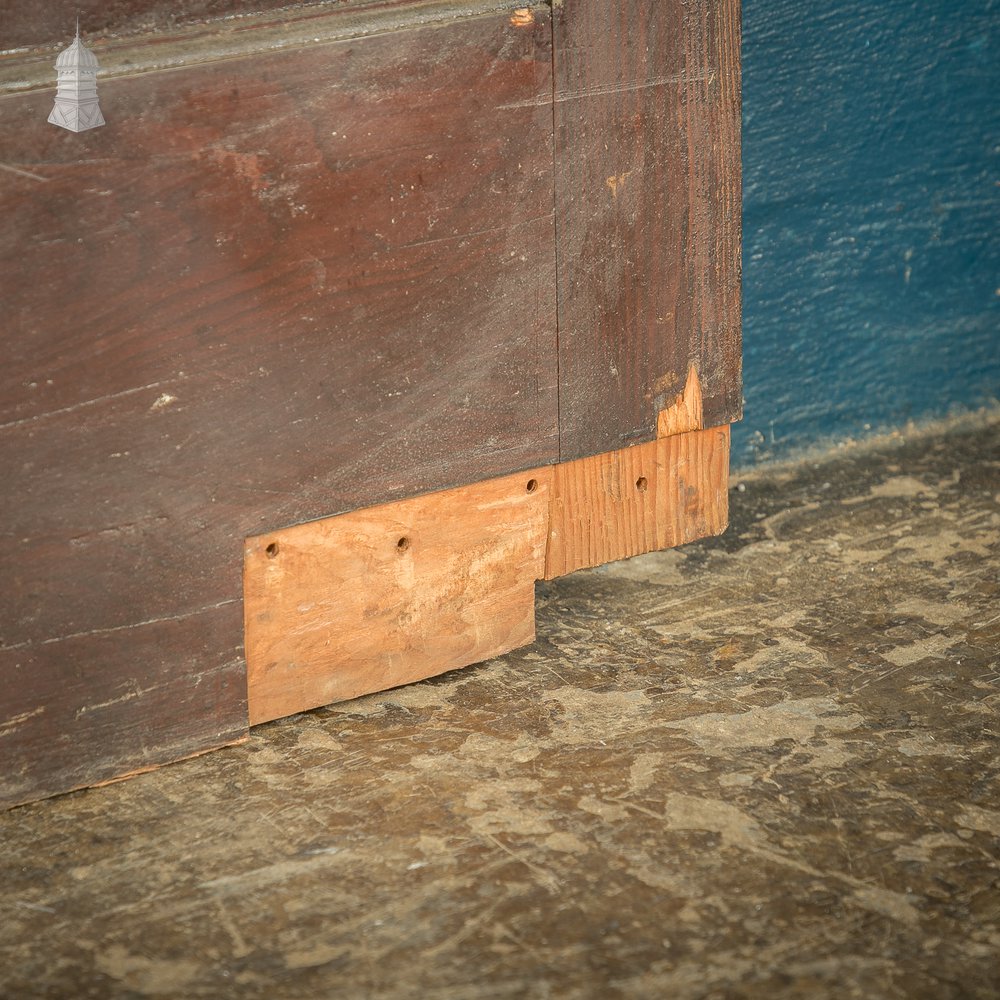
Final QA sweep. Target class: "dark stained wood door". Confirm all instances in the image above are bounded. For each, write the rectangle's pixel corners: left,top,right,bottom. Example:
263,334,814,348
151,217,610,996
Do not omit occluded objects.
0,0,741,808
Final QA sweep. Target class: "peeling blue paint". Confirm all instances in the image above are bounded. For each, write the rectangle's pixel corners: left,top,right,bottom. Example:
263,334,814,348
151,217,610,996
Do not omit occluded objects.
734,0,1000,466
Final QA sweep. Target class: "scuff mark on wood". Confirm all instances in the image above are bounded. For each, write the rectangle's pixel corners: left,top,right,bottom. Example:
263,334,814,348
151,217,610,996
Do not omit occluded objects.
0,706,46,738
0,380,185,432
0,599,241,653
605,171,632,199
0,162,49,182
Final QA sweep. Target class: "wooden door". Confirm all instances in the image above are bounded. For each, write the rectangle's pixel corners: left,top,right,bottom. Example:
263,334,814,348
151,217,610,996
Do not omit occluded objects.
0,0,741,808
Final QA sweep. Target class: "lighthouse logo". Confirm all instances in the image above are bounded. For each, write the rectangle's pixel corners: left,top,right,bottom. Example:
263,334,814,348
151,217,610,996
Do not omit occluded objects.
48,22,105,132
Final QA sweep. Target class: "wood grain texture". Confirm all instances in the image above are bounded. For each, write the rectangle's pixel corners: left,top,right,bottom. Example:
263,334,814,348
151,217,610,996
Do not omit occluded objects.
552,0,742,459
0,604,245,809
0,9,556,807
245,468,551,725
544,426,730,580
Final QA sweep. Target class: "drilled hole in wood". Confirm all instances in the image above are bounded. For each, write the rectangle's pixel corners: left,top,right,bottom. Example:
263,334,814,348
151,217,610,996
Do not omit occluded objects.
397,536,410,552
266,542,279,558
635,476,648,492
526,478,538,493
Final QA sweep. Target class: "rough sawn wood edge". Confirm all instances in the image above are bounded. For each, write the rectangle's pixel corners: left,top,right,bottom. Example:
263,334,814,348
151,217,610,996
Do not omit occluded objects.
245,424,730,726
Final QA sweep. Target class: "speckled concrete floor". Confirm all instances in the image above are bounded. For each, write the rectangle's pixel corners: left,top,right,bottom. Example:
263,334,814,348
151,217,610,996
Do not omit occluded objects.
2,416,999,1000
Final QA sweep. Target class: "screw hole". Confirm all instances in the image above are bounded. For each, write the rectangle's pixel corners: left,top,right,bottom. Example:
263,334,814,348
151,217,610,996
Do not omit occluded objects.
266,542,279,558
635,476,648,492
397,536,410,552
526,478,538,493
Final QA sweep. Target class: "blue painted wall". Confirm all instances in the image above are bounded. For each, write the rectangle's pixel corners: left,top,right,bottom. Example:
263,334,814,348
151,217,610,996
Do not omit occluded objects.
734,0,1000,466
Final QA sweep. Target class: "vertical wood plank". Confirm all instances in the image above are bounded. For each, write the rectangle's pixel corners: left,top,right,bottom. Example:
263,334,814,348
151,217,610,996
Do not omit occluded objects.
0,6,557,808
552,0,742,459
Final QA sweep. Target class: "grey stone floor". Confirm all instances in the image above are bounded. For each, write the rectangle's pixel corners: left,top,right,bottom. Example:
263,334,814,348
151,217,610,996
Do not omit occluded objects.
2,416,999,1000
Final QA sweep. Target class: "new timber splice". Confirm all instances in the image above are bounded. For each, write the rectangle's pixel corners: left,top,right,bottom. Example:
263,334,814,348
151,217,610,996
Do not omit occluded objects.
245,423,730,725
